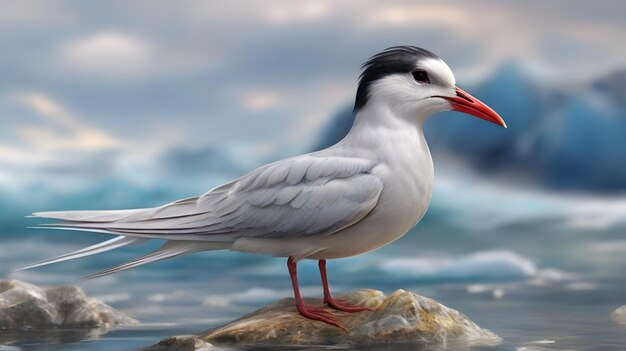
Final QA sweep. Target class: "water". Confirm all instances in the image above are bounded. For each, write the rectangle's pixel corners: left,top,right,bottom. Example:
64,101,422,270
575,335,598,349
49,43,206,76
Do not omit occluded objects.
1,200,626,350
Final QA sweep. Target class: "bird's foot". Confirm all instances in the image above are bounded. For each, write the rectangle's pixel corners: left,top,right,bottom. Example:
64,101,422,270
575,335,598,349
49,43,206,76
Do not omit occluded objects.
296,303,346,331
324,297,371,313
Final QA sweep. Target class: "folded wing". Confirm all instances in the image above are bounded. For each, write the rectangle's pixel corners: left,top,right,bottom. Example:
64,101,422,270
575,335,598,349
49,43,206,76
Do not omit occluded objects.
34,154,383,241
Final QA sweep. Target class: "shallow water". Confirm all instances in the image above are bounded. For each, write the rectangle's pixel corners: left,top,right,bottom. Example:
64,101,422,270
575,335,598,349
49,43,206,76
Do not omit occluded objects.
1,209,626,351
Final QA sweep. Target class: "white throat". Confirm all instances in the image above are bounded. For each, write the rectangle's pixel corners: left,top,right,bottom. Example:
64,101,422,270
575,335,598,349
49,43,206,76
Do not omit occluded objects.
338,101,435,207
341,101,431,153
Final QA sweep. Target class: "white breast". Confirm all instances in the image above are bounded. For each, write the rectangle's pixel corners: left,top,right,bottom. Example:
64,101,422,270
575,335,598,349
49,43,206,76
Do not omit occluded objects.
303,105,435,259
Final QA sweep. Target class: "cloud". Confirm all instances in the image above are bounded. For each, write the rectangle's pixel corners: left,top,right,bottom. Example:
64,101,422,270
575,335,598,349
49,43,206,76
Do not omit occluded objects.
59,32,154,80
10,92,122,150
264,2,331,24
55,31,216,81
243,91,282,111
365,4,472,29
0,0,70,26
0,92,126,190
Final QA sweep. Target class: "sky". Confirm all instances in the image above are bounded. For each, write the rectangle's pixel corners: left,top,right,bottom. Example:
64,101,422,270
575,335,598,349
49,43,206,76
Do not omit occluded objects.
1,0,625,194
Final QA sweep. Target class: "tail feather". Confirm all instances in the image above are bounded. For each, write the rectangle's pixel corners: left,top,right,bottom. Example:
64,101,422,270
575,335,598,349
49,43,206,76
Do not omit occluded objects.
16,236,146,271
82,241,229,280
30,200,221,239
32,196,201,224
27,203,233,278
32,209,147,222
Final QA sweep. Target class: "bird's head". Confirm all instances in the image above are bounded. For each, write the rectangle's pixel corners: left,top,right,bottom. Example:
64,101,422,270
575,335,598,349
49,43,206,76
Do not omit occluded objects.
354,46,506,128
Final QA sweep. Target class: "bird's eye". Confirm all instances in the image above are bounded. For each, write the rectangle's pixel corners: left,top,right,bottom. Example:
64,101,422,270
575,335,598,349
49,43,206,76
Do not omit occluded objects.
412,70,430,84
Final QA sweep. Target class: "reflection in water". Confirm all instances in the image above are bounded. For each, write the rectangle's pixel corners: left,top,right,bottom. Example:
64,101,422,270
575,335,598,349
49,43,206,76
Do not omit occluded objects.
0,326,108,347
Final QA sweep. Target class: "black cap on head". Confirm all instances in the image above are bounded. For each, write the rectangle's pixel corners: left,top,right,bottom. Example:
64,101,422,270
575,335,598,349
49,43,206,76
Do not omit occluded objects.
354,46,439,112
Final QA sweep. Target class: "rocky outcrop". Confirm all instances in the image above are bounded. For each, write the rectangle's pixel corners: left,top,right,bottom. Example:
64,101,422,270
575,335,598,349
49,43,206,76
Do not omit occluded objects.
145,288,499,349
200,289,499,345
0,279,137,329
612,305,626,326
144,336,216,351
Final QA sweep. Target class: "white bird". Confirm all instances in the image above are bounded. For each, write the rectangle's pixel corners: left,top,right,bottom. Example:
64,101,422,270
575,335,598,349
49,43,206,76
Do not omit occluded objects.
21,46,506,329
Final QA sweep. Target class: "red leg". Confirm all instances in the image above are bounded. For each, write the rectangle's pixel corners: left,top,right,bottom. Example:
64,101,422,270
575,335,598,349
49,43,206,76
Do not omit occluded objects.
288,257,346,330
319,259,371,313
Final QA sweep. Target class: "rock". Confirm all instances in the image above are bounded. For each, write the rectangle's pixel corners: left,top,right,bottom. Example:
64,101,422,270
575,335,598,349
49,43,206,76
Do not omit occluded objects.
198,288,500,346
612,305,626,325
144,336,216,351
0,279,137,329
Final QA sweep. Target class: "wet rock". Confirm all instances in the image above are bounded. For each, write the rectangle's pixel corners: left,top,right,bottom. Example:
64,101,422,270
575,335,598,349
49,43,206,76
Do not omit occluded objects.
198,288,500,346
144,336,216,351
612,305,626,325
0,279,137,329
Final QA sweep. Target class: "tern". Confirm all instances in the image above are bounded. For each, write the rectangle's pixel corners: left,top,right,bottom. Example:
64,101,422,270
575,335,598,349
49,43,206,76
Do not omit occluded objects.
21,46,506,329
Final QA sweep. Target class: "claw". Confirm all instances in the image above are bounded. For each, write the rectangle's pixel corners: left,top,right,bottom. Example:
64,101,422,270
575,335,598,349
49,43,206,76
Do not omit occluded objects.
296,303,347,331
303,305,334,319
325,297,371,313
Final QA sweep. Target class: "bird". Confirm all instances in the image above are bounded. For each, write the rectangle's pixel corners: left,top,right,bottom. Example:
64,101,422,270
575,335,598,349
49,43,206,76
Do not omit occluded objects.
20,46,506,329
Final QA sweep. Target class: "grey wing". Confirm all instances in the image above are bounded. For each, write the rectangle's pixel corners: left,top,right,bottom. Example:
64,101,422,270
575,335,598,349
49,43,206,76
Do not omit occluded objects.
38,154,383,241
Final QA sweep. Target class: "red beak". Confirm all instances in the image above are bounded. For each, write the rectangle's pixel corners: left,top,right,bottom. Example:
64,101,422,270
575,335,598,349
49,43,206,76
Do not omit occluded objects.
439,86,507,128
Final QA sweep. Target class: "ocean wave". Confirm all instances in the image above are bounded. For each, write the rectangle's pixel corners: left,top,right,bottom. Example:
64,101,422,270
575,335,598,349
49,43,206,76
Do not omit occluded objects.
247,250,538,284
352,250,537,282
432,168,626,231
93,292,133,303
203,286,320,308
466,284,506,300
528,268,576,286
591,240,626,254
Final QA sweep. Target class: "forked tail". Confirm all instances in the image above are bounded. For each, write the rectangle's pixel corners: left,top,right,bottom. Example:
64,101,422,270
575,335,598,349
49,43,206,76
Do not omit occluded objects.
20,207,230,279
